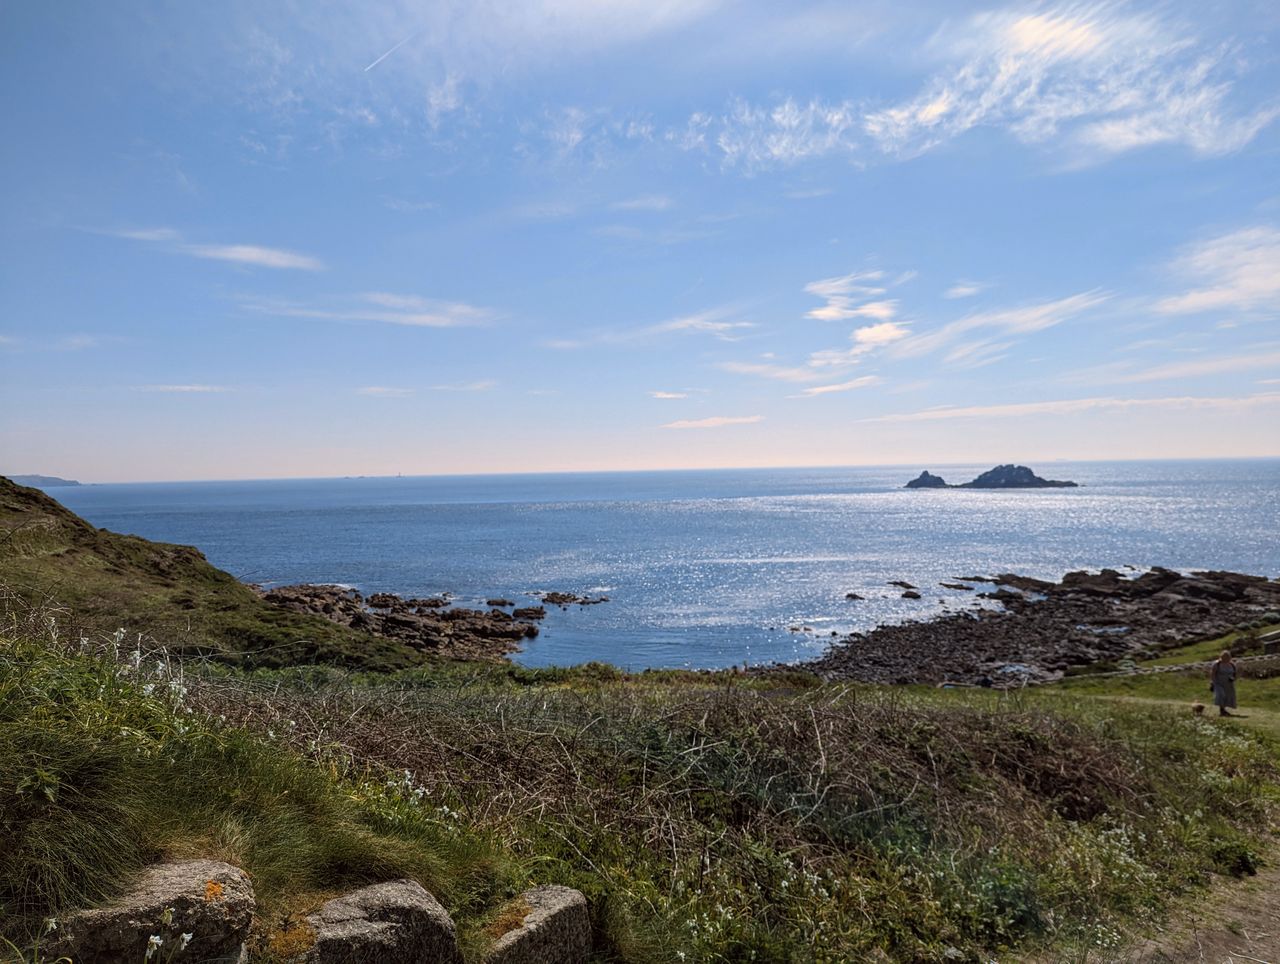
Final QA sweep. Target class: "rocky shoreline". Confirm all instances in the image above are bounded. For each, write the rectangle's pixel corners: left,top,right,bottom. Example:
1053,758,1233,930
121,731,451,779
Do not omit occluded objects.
792,567,1280,686
258,585,610,662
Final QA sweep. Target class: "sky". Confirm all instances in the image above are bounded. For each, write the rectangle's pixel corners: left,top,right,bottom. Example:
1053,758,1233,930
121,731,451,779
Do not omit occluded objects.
1,0,1279,482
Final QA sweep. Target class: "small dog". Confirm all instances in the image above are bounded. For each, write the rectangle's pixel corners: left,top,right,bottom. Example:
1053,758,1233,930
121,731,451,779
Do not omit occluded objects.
1192,702,1206,715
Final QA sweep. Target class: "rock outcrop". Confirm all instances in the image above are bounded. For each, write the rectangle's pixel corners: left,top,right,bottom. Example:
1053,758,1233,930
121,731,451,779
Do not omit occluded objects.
50,860,254,964
485,886,591,964
261,585,540,661
300,880,462,964
904,471,948,489
794,568,1280,687
957,465,1077,488
904,465,1078,489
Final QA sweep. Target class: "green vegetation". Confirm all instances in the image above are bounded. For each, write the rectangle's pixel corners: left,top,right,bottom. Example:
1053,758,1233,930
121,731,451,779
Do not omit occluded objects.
0,476,419,671
4,481,1280,961
5,607,1279,961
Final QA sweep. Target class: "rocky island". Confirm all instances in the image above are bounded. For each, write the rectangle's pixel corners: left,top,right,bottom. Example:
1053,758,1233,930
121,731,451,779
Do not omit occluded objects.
905,464,1078,488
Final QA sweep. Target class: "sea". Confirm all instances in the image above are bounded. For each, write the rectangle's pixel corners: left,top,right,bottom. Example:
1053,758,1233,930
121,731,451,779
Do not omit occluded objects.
48,459,1280,670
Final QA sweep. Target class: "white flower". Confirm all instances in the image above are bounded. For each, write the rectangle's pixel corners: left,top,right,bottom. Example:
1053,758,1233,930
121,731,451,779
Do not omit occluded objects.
43,917,57,932
145,934,163,959
178,932,193,949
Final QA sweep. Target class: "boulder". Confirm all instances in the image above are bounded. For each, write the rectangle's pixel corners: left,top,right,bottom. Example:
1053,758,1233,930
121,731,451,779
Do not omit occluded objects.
51,860,254,964
485,886,591,964
301,880,461,964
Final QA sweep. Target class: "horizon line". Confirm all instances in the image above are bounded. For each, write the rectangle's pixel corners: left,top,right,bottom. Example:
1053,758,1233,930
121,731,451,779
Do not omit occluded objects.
8,454,1279,487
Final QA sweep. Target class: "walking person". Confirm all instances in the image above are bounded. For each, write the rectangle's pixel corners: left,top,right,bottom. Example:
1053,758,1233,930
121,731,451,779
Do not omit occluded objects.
1209,650,1237,717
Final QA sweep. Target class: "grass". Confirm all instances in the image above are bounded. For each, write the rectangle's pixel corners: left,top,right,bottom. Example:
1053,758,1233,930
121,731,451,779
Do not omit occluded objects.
0,476,421,672
0,615,525,961
4,573,1280,960
8,621,1273,962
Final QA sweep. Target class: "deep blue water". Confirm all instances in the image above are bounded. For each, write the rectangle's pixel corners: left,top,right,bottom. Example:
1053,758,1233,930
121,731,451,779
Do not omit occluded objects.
48,460,1280,669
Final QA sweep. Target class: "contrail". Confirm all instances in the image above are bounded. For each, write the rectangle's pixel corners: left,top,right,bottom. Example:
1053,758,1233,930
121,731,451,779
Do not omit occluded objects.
364,33,414,72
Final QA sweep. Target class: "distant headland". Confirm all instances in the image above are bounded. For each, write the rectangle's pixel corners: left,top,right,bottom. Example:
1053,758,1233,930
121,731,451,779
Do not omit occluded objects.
905,464,1078,489
8,474,81,488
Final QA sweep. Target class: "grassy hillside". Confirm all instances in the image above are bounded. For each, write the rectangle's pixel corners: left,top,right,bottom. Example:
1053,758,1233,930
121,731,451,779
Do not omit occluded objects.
0,476,420,671
4,482,1279,959
4,606,1278,961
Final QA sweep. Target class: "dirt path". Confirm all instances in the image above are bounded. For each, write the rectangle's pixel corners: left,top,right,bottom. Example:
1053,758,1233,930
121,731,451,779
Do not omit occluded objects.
1039,691,1280,962
1119,857,1280,963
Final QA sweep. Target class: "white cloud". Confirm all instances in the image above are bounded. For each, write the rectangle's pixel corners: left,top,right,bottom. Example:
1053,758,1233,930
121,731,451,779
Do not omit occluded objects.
1155,226,1280,316
650,390,688,399
1105,349,1280,384
245,293,494,328
718,361,825,384
865,392,1280,423
357,386,415,397
106,226,324,271
431,380,497,391
135,384,229,393
803,270,898,322
110,227,182,242
613,195,673,211
662,415,763,430
381,196,438,213
864,6,1279,163
893,291,1108,360
853,321,910,346
181,243,324,271
791,376,881,398
944,281,988,299
714,97,860,170
641,307,754,341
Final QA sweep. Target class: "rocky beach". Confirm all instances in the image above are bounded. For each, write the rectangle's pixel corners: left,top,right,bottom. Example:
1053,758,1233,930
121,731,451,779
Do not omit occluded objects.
258,584,610,661
797,567,1280,685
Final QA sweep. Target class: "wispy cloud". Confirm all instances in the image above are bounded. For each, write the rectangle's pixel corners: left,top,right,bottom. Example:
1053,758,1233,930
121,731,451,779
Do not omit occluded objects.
181,243,324,271
864,6,1279,164
650,390,689,399
381,196,438,213
803,269,907,324
713,97,860,170
865,392,1280,423
718,360,826,384
356,386,414,397
613,194,673,211
1084,349,1280,384
431,380,497,392
559,306,753,348
893,291,1108,361
105,226,324,271
692,6,1277,171
646,308,753,340
1155,226,1280,316
944,280,989,299
110,227,182,242
790,375,881,398
134,384,230,393
244,292,495,328
662,415,764,430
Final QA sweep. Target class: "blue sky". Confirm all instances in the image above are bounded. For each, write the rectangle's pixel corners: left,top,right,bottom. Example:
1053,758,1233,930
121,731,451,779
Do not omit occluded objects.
2,0,1278,482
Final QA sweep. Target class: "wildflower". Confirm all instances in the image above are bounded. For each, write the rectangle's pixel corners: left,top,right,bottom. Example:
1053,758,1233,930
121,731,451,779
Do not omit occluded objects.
43,917,57,933
145,934,163,959
178,932,193,950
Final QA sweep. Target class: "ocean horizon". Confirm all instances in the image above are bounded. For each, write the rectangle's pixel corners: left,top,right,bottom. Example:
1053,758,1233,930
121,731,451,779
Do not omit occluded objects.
46,457,1280,670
